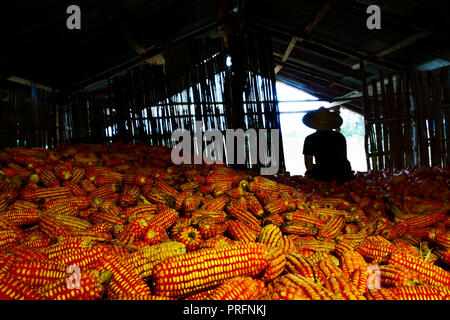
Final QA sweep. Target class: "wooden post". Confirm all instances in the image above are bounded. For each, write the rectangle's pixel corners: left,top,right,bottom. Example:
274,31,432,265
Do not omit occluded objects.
360,60,372,170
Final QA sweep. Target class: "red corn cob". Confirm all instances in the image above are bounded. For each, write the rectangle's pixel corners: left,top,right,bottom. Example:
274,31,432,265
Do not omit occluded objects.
8,200,39,211
263,284,309,300
404,212,446,230
8,260,68,286
50,246,109,267
0,273,43,300
45,203,80,217
197,218,218,240
89,211,126,226
63,181,88,196
123,204,157,217
70,167,85,184
125,241,186,279
258,223,283,248
90,184,120,200
119,186,141,207
0,230,22,247
227,220,258,243
317,215,345,239
367,286,450,300
202,195,229,212
263,212,285,227
351,267,369,294
7,245,48,262
80,179,96,193
273,273,335,300
281,222,318,236
245,193,264,217
295,239,336,253
324,276,366,300
21,237,52,251
21,186,71,202
284,211,326,228
174,226,202,251
152,243,269,298
1,208,41,226
226,201,260,226
38,215,73,238
427,231,450,250
339,251,368,278
264,198,295,215
389,252,450,287
261,247,286,282
285,253,316,283
39,170,60,187
143,225,166,245
355,239,395,263
0,253,16,273
379,265,423,287
147,206,179,230
97,254,152,296
39,269,111,300
208,276,265,300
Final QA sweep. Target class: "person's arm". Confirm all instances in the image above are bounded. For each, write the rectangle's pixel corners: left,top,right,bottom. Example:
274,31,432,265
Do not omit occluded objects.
303,135,314,176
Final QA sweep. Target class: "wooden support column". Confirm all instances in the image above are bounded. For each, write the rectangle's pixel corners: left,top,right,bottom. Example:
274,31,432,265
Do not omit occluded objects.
360,60,372,170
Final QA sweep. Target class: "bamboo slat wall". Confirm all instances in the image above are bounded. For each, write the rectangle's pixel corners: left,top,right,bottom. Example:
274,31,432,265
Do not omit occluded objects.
362,66,450,170
66,32,285,171
0,81,67,149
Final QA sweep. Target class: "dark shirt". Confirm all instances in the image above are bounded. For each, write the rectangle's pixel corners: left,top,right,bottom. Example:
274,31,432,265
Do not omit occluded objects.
303,130,354,183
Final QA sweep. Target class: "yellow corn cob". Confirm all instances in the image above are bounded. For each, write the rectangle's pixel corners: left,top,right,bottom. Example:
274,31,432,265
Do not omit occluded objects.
258,224,283,248
261,247,286,282
207,276,265,300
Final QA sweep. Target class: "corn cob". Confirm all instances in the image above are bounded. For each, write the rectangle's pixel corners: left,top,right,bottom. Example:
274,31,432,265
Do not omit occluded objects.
404,212,446,230
264,198,295,216
20,237,52,251
174,226,202,251
207,276,265,300
152,243,269,298
80,179,96,193
248,177,279,193
7,245,48,262
281,222,318,236
119,186,141,207
261,247,286,282
391,238,420,257
0,273,43,300
70,167,85,184
38,214,73,238
147,206,179,230
197,218,218,240
1,208,41,226
350,267,369,294
0,253,16,273
50,246,109,268
295,239,336,253
153,180,180,198
355,239,395,263
273,273,335,300
427,231,450,250
170,217,193,238
199,235,235,249
143,225,166,245
89,211,126,226
142,188,176,208
285,253,316,283
57,231,112,243
125,241,186,279
317,256,343,280
182,195,202,213
39,269,111,300
90,184,120,200
8,260,68,286
284,211,326,228
317,215,345,239
263,284,309,300
262,212,285,227
202,195,229,212
46,203,80,217
258,224,283,248
245,193,264,217
21,186,71,202
324,276,366,300
367,286,450,300
39,170,60,187
226,201,260,226
99,254,152,296
227,220,258,243
0,198,9,212
8,200,39,211
44,196,92,211
123,204,157,217
389,252,450,287
0,230,22,247
339,251,368,278
379,265,422,287
41,238,93,259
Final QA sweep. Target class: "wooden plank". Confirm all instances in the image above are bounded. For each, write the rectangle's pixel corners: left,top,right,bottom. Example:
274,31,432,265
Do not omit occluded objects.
360,60,372,170
371,79,383,169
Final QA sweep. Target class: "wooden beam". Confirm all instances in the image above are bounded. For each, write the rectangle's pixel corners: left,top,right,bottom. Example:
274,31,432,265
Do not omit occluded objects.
352,31,429,70
275,59,359,91
7,76,53,92
275,2,332,74
251,18,403,71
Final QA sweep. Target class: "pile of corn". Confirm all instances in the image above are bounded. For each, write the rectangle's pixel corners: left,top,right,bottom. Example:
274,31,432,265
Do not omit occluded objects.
0,142,449,300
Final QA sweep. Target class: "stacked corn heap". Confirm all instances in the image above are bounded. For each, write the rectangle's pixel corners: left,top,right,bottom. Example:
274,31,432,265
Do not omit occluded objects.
0,142,448,300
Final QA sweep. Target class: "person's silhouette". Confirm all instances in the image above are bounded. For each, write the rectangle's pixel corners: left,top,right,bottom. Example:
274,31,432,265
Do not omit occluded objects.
302,107,355,184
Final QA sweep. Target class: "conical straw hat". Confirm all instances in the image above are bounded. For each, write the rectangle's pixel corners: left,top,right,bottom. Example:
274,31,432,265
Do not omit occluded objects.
302,107,343,130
